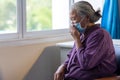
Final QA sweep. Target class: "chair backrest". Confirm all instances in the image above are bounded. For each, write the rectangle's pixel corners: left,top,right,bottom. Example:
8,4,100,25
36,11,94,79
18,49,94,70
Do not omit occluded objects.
114,45,120,75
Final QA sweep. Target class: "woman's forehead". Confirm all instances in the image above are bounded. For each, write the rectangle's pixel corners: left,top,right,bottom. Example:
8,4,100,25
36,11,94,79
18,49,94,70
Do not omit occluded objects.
70,9,82,18
70,9,77,14
70,9,77,16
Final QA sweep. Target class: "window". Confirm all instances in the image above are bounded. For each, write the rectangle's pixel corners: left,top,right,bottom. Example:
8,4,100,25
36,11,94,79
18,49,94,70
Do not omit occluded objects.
26,0,52,32
24,0,70,38
26,0,70,32
0,0,70,43
0,0,17,34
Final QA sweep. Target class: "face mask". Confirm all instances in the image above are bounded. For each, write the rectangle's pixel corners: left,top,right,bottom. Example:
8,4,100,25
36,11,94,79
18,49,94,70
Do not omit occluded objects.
72,16,86,33
75,23,85,33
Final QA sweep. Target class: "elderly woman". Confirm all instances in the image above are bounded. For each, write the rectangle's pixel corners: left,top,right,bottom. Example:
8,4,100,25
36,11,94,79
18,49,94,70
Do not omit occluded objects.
54,1,117,80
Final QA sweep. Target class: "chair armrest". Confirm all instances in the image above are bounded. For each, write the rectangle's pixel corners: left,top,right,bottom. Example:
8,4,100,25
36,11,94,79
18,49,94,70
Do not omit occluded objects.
95,76,120,80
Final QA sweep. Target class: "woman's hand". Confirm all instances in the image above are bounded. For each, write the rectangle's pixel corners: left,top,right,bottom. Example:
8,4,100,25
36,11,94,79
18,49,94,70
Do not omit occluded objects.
69,26,80,41
54,64,66,80
70,26,82,49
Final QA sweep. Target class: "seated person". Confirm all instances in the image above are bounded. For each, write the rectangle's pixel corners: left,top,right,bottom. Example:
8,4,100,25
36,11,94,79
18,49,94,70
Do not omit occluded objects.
54,1,117,80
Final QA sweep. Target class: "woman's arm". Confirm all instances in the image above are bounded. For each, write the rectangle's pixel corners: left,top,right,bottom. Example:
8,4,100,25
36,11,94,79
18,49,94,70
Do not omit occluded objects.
76,30,105,70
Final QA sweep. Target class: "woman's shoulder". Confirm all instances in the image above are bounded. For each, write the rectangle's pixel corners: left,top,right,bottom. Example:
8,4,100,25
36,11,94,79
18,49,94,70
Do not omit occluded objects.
93,24,109,34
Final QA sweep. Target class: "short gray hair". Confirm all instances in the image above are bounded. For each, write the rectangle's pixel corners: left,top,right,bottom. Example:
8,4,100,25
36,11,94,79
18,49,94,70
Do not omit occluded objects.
71,1,101,23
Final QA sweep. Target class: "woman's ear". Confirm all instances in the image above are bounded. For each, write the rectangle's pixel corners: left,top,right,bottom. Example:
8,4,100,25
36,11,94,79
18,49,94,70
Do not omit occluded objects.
86,15,90,21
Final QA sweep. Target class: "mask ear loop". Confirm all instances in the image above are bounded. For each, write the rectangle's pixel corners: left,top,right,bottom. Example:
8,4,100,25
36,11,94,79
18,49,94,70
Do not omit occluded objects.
79,16,89,29
70,16,85,27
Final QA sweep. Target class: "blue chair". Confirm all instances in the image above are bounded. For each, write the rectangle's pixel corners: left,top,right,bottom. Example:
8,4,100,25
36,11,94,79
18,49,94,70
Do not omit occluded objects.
114,45,120,75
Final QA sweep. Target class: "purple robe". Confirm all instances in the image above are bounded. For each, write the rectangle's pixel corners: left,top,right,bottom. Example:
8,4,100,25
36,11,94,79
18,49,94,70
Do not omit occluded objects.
64,24,117,80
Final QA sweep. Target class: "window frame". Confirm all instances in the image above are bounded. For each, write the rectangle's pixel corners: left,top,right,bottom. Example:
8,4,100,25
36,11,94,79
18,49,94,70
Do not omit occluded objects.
23,0,71,39
0,0,73,46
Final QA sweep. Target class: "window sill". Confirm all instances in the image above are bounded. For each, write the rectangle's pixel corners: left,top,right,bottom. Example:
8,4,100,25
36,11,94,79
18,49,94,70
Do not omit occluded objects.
0,33,73,47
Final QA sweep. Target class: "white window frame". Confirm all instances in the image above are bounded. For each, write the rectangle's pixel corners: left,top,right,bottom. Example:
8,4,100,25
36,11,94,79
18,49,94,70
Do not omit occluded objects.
0,0,73,47
22,0,71,39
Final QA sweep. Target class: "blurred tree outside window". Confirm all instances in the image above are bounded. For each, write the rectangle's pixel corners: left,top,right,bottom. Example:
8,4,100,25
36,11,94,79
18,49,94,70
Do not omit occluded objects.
0,0,17,34
27,0,52,31
27,0,69,32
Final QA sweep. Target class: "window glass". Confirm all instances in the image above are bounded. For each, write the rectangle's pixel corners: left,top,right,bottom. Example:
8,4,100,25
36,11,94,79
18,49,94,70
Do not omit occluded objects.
0,0,17,34
26,0,69,32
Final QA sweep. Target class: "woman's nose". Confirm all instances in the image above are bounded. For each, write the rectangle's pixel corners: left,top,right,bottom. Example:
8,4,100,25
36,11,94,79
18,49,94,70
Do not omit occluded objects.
71,20,76,24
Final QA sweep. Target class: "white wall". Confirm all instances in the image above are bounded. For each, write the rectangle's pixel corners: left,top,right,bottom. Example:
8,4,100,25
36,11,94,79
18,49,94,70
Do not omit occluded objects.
0,40,71,80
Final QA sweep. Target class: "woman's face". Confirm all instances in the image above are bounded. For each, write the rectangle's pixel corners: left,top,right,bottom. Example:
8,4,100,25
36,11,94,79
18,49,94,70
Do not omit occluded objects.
70,9,88,28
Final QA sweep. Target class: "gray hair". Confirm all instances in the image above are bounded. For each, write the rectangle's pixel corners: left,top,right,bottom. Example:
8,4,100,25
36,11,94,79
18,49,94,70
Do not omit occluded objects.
71,1,101,23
